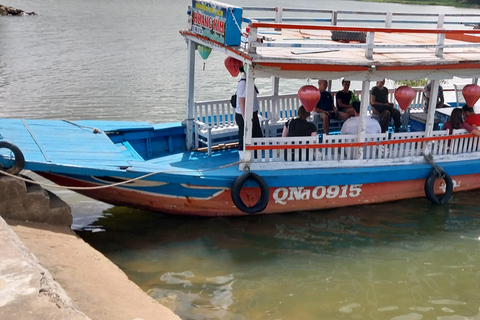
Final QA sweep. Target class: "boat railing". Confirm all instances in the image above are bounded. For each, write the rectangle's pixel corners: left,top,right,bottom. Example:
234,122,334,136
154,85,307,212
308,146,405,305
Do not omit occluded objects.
247,22,480,59
242,7,480,29
193,87,425,154
248,130,480,169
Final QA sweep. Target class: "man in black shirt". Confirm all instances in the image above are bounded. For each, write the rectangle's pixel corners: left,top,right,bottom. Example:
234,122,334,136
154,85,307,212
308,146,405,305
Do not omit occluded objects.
370,79,401,133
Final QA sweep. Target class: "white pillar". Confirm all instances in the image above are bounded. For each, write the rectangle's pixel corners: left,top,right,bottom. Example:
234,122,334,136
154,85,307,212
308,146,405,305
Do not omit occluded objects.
185,40,196,150
356,80,370,159
243,65,256,164
435,14,445,58
425,80,439,139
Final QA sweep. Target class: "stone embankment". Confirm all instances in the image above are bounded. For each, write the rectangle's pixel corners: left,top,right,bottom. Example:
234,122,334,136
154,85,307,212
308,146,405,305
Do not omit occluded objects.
0,4,37,15
0,174,181,319
0,175,72,225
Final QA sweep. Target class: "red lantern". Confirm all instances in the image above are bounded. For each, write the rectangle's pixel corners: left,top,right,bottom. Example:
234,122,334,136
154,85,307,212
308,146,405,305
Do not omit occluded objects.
297,85,320,112
394,86,415,111
224,57,243,77
462,84,480,107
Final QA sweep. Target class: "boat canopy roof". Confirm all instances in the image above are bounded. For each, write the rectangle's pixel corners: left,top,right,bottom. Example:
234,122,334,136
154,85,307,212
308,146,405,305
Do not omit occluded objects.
181,1,480,81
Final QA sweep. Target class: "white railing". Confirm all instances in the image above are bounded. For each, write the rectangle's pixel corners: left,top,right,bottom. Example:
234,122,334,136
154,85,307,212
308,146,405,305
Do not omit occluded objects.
193,87,426,155
451,128,480,153
242,7,480,29
248,129,480,168
247,21,480,59
251,136,318,162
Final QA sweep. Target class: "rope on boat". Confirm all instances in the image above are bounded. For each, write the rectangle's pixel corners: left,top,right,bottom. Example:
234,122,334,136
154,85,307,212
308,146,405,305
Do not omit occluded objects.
229,8,243,35
421,151,446,176
0,160,244,191
62,120,102,134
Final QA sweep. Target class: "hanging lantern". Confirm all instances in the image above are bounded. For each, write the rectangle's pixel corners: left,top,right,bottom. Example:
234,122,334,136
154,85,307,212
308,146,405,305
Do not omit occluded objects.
224,57,243,77
394,86,415,111
462,84,480,107
197,45,212,60
298,85,320,112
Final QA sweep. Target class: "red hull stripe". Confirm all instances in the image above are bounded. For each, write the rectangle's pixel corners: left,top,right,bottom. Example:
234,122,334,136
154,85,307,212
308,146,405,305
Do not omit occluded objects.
39,172,480,217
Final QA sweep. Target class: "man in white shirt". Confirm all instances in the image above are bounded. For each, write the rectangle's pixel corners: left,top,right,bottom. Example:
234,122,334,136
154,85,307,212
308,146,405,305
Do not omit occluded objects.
340,101,381,135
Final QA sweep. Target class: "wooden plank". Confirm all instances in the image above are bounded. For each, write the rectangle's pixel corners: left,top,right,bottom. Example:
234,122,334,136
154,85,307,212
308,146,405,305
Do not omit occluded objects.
0,119,131,168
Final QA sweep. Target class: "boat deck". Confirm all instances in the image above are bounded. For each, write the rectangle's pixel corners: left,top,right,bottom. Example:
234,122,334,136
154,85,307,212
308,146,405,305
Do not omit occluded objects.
254,28,478,65
182,8,480,80
0,119,240,176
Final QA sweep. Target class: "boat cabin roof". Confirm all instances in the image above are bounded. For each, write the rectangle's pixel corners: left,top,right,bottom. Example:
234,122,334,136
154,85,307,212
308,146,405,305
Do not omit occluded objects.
181,3,480,81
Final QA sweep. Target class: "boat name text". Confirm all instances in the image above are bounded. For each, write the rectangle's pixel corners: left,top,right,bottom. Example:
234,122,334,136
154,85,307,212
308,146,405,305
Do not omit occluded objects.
193,12,225,35
273,184,363,205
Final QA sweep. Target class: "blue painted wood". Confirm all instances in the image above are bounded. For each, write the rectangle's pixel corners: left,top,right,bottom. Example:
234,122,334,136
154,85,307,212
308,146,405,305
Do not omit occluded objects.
0,119,131,170
4,117,480,203
122,142,144,161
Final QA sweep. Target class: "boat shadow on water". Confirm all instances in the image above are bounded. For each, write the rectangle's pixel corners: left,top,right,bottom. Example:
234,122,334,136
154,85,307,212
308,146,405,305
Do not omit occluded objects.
75,192,480,319
77,192,480,255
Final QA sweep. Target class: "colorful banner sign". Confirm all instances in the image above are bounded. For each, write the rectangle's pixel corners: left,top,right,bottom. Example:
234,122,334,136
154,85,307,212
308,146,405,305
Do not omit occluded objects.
191,0,242,46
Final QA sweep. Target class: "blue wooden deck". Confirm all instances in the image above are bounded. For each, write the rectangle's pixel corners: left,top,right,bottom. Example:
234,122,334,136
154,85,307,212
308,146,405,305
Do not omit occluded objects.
0,119,241,177
0,119,152,170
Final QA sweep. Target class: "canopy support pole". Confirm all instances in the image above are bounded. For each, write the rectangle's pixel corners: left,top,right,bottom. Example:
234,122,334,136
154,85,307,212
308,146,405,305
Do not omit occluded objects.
356,80,370,159
243,66,256,165
185,40,196,150
424,79,439,155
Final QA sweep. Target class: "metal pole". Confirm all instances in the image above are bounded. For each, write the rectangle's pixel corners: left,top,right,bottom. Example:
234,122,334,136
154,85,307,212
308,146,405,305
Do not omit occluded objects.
185,39,196,150
243,65,256,164
356,80,370,159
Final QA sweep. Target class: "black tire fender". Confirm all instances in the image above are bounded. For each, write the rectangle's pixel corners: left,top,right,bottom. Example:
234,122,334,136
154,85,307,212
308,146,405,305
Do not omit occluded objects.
0,141,25,175
231,172,269,214
424,169,453,205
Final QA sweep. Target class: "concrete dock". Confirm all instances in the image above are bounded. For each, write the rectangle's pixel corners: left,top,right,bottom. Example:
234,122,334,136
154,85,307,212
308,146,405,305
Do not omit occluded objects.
0,175,181,320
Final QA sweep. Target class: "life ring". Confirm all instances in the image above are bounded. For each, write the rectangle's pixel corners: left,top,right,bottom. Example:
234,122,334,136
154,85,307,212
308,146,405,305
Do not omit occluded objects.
424,169,453,205
0,141,25,175
231,172,269,214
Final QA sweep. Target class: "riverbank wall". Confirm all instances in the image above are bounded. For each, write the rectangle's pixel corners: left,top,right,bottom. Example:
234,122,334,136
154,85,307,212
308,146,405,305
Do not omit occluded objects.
0,174,180,320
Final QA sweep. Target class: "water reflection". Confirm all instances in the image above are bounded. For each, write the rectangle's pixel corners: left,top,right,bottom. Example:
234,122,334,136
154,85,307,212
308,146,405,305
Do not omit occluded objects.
77,192,480,320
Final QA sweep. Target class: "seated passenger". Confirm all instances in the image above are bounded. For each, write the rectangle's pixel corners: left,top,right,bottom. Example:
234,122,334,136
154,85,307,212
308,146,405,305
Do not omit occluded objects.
443,108,480,136
282,106,317,161
336,79,356,118
462,105,480,127
370,79,401,133
423,81,446,111
314,79,347,135
282,105,317,137
340,101,381,135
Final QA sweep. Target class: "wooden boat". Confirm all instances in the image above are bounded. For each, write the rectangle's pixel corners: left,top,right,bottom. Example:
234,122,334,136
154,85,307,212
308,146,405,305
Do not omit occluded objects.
1,1,480,216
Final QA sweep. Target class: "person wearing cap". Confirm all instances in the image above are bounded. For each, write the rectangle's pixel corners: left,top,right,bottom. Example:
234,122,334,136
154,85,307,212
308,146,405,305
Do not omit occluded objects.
340,101,381,135
463,104,480,127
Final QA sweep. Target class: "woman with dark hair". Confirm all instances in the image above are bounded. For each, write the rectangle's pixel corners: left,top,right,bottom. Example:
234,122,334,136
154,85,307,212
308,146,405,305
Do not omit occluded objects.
282,106,317,161
282,106,317,137
443,107,480,136
235,65,263,151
